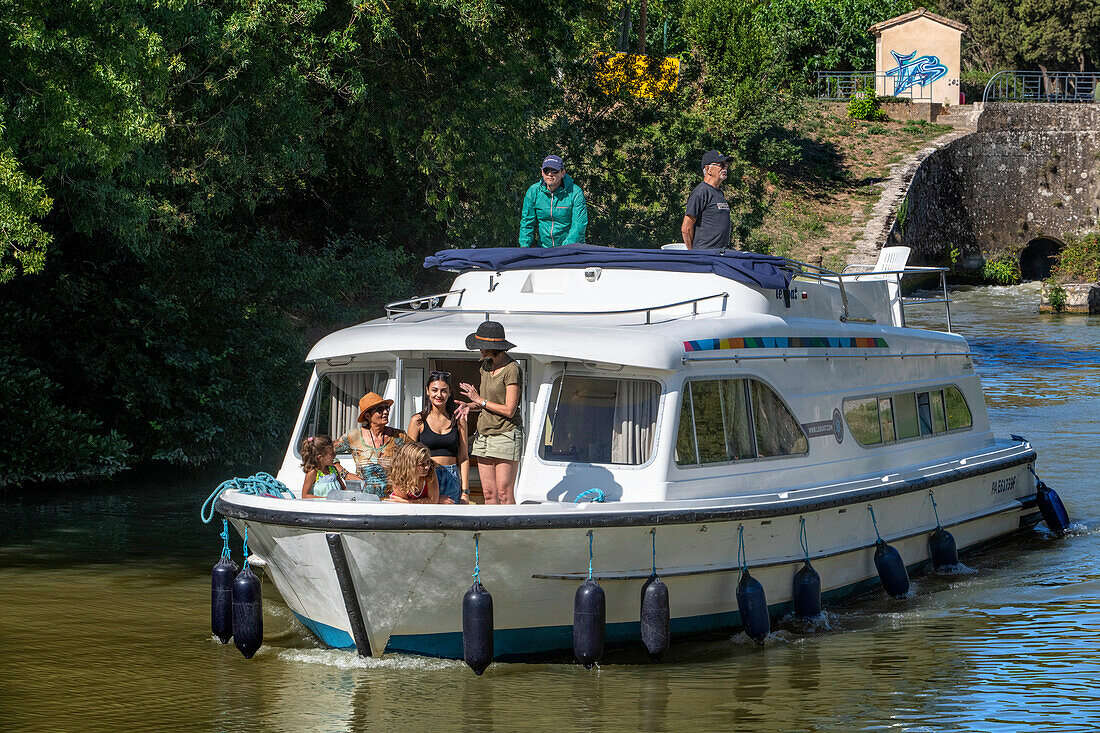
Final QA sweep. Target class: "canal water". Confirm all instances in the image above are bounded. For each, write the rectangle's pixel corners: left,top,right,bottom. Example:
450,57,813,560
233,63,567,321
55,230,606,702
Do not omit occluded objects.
2,283,1097,732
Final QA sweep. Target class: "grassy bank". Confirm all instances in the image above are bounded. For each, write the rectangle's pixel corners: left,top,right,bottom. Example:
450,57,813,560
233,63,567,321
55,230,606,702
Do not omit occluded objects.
738,105,955,269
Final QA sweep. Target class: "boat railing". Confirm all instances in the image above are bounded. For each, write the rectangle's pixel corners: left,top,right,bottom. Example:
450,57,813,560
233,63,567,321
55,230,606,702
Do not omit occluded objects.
385,289,468,316
789,260,953,331
385,291,730,324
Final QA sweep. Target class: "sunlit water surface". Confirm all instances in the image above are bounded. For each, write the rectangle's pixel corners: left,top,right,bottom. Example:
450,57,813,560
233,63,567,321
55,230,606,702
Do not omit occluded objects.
2,283,1098,732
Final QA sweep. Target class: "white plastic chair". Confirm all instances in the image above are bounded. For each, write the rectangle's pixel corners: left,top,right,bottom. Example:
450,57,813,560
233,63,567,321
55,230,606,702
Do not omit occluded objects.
873,246,911,274
847,247,911,327
661,243,688,250
872,246,910,326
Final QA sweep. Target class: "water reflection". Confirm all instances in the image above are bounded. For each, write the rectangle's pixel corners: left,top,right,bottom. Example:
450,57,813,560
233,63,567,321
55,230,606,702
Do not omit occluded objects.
0,284,1097,731
908,283,1100,408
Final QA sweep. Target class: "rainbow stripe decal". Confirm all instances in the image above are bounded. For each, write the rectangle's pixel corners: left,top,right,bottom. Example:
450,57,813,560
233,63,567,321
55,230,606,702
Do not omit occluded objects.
684,336,889,352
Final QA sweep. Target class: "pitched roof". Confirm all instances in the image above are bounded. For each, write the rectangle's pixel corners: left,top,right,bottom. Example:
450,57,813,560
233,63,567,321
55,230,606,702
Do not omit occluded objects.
868,7,968,35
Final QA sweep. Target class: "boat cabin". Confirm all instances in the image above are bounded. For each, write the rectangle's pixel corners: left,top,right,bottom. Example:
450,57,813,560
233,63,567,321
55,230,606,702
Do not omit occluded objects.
276,246,987,504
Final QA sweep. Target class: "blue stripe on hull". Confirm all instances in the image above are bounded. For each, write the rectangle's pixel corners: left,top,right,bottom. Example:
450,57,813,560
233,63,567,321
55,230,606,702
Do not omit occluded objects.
385,577,884,659
289,575,889,658
291,546,1018,659
291,611,356,649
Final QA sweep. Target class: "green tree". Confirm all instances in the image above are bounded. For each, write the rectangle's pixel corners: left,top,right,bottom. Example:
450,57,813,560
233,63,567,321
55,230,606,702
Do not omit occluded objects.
937,0,1100,72
0,0,608,485
757,0,916,77
680,0,804,169
1017,0,1100,72
0,120,51,283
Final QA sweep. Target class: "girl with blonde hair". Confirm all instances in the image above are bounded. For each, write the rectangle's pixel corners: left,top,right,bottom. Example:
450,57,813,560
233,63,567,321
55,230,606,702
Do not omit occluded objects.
385,442,455,504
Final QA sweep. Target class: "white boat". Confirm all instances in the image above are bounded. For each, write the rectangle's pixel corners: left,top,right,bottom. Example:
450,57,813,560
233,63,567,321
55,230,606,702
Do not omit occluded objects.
215,245,1048,660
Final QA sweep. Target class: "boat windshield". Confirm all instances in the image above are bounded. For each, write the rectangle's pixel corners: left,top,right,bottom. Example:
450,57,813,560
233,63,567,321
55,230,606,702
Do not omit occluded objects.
299,370,389,452
540,375,660,465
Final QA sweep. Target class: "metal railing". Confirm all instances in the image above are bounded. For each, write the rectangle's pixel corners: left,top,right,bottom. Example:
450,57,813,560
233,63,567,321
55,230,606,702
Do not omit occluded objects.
816,71,932,101
384,264,952,331
385,291,730,324
385,289,466,317
789,260,953,332
982,70,1100,104
839,263,953,331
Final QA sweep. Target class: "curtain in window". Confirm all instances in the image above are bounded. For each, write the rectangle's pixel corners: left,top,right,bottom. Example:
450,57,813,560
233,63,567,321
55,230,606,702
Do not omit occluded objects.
611,379,659,464
328,372,386,437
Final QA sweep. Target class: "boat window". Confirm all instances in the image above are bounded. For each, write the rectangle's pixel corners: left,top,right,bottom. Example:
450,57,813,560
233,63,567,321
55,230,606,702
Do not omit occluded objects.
879,398,896,442
300,370,389,452
930,390,948,433
845,398,882,445
676,378,807,467
894,393,920,440
916,392,934,435
540,375,660,465
844,385,972,447
944,386,972,430
751,380,810,457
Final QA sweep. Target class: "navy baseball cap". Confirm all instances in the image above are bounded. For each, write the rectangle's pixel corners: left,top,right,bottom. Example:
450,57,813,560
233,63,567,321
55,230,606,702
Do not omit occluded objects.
541,155,564,171
701,150,729,168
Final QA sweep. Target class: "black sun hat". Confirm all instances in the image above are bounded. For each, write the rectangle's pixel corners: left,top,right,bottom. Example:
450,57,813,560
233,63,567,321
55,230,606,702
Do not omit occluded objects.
465,321,516,350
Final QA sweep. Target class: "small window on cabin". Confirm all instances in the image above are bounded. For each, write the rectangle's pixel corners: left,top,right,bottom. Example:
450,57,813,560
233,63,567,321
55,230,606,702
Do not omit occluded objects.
917,392,934,436
676,378,807,467
930,390,948,433
944,386,973,431
299,370,389,453
894,392,920,440
541,375,660,465
845,385,972,447
751,380,810,457
844,398,882,445
878,398,896,442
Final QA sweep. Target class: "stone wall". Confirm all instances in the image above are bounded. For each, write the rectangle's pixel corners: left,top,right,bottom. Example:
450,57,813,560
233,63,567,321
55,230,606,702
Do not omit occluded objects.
888,103,1100,272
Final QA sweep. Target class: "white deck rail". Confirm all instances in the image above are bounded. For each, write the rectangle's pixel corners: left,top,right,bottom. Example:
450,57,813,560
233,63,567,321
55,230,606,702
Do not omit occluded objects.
386,291,731,324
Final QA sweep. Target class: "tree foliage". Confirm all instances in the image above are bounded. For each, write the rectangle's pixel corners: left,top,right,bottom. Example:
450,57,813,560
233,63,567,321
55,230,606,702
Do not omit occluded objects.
0,0,875,485
936,0,1100,72
757,0,916,76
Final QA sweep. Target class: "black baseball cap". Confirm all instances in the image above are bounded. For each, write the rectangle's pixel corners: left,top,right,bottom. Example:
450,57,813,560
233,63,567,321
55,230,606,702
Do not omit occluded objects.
701,150,729,168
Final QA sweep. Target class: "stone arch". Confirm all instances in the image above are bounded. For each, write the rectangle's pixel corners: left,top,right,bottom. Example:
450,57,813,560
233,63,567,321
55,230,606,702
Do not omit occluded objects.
1019,237,1064,281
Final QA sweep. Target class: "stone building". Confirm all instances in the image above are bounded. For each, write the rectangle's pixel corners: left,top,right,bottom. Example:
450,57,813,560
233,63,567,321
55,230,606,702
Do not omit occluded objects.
869,8,966,107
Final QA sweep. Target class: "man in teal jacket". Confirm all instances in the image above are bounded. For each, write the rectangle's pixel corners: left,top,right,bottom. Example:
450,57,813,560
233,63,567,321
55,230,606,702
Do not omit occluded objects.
518,155,588,247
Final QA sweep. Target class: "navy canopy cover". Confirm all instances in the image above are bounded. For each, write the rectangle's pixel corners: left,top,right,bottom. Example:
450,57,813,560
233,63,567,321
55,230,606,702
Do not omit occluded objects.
423,245,794,291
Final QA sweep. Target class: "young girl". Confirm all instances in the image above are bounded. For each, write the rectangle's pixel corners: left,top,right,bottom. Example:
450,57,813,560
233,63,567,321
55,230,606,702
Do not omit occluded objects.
385,442,455,504
300,435,360,499
406,371,470,504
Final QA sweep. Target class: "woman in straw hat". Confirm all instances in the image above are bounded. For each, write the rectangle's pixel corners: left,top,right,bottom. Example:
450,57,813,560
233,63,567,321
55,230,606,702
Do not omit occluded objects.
458,321,523,505
334,392,408,497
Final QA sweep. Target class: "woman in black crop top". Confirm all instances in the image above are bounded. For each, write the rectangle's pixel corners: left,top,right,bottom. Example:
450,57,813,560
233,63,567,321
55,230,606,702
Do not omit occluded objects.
406,372,469,503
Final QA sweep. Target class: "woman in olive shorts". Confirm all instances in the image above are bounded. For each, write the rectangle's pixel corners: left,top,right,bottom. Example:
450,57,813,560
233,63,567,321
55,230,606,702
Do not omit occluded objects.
458,321,522,505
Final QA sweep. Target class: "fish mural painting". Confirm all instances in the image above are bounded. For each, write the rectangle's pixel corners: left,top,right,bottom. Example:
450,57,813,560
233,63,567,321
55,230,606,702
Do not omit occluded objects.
885,50,948,96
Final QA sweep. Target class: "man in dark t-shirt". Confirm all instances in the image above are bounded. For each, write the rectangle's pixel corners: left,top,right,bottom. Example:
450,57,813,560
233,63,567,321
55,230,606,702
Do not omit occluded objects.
681,149,732,250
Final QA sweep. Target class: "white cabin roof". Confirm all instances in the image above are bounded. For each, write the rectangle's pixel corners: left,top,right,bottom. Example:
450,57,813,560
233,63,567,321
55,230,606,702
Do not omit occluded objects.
306,268,968,370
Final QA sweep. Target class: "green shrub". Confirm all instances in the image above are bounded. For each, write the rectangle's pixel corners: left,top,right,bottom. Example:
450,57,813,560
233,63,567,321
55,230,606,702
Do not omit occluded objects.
1054,233,1100,282
960,69,997,104
847,89,887,122
1045,278,1068,312
868,124,887,135
982,254,1022,285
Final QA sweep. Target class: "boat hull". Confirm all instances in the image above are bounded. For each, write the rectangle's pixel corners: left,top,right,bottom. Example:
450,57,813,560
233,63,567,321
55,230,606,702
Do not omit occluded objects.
218,446,1038,660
